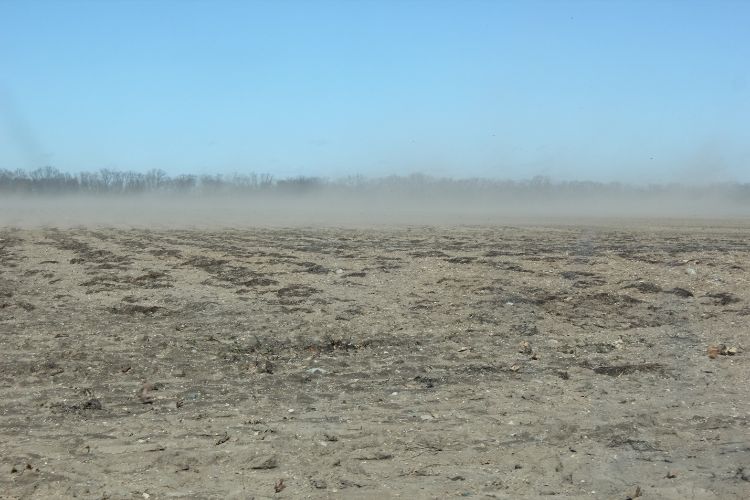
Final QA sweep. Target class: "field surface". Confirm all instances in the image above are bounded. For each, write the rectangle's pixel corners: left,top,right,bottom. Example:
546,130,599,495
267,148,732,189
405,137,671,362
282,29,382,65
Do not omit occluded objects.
1,224,749,499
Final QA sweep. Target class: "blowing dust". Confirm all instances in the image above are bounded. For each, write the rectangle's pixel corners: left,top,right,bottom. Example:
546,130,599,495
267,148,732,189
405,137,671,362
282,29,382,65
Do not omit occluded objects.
1,187,749,228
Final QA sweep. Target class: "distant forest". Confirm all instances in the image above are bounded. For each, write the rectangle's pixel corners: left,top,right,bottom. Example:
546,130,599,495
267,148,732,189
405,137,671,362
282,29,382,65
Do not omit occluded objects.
1,166,749,200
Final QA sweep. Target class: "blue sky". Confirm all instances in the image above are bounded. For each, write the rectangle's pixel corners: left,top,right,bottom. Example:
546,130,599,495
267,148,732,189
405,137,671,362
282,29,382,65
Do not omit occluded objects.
1,0,748,183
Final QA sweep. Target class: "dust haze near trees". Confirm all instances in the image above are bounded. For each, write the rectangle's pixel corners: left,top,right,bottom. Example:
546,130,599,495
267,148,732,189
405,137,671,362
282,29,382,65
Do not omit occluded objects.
1,167,749,227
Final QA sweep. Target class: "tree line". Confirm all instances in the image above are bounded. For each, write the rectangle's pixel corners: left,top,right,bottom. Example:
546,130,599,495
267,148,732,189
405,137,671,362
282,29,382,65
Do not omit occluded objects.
0,167,274,194
1,167,748,200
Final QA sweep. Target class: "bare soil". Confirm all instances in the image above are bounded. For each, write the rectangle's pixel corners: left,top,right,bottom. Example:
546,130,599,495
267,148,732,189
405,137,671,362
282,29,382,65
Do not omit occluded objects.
1,223,748,499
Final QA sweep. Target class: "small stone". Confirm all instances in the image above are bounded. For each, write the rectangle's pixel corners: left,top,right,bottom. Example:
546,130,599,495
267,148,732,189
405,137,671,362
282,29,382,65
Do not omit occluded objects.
666,470,677,479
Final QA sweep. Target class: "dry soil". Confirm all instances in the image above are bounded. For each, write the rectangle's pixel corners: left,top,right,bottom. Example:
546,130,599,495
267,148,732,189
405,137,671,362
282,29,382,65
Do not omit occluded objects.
1,223,749,499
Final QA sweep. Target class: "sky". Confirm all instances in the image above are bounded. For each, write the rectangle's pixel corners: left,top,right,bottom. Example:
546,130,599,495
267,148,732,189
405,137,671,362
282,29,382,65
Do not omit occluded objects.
1,0,749,183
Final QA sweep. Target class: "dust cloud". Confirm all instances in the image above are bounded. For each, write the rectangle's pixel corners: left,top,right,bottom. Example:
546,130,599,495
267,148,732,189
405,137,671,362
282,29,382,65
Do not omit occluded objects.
2,185,749,228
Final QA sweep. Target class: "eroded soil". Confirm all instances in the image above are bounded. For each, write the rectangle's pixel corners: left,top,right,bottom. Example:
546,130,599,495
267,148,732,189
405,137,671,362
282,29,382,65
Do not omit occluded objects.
1,224,748,499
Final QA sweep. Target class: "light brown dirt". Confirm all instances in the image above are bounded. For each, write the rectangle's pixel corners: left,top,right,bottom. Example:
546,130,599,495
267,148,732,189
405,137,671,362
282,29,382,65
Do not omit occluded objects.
0,224,748,499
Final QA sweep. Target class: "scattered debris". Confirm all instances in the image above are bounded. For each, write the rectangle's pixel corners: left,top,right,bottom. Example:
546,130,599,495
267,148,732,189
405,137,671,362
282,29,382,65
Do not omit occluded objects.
311,478,327,489
624,281,661,293
414,375,436,388
250,455,279,469
353,450,393,461
592,363,665,377
706,292,740,306
10,464,34,474
54,398,103,412
708,344,738,358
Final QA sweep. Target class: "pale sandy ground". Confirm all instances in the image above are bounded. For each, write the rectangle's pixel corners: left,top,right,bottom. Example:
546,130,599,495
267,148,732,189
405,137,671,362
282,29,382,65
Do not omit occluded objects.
1,221,749,499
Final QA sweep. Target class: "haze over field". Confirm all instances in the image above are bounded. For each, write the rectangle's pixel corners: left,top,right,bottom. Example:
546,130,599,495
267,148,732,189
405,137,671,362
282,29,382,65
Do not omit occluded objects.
1,171,749,227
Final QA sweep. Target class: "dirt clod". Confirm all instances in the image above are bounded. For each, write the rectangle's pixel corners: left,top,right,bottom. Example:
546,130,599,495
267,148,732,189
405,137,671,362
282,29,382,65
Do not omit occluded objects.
274,478,286,493
250,455,279,470
518,341,533,355
138,383,156,404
